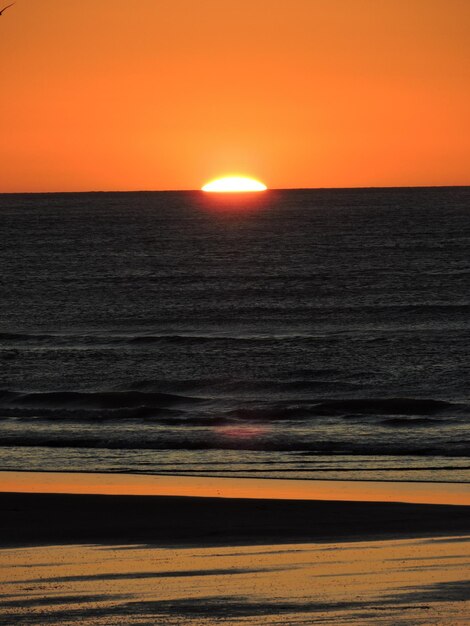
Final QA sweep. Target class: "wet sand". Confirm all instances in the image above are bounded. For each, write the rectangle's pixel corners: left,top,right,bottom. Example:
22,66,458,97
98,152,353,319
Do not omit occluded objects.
2,491,470,548
1,471,470,547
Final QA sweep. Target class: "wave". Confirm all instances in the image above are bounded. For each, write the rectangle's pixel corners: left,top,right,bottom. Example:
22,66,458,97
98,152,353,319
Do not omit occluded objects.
380,417,443,427
0,389,465,425
129,378,223,392
129,378,358,395
127,334,290,345
0,390,203,411
0,332,58,342
3,320,470,347
311,397,463,416
0,331,115,343
226,406,318,421
0,406,187,421
1,435,469,456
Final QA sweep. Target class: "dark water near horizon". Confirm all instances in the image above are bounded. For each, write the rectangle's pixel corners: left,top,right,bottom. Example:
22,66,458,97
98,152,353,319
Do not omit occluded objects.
1,187,469,482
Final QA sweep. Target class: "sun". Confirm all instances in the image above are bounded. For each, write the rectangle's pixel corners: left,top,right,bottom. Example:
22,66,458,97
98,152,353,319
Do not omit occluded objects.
202,176,267,193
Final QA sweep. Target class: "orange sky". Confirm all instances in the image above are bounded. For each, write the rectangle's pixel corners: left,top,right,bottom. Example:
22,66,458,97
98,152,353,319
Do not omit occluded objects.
1,0,469,192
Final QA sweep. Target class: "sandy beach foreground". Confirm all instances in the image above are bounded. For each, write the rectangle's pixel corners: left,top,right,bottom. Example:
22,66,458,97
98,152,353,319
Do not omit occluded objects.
1,536,470,625
1,472,470,624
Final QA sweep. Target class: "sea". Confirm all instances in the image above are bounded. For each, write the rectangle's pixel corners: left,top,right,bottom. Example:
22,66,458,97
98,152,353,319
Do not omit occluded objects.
1,187,469,483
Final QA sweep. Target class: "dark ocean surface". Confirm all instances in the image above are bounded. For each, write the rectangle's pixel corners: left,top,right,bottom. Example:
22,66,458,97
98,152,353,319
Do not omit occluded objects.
0,187,469,482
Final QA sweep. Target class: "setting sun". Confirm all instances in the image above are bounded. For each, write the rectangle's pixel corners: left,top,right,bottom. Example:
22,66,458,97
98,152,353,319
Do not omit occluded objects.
202,176,267,193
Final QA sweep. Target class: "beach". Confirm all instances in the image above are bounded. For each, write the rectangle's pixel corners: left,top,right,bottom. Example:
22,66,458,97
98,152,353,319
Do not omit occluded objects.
1,472,470,624
2,537,470,625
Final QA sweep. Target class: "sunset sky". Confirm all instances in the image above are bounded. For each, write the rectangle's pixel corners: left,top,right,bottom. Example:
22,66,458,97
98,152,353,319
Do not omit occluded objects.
1,0,469,192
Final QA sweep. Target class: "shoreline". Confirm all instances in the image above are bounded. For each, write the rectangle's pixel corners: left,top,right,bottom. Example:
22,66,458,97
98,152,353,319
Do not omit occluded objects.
1,471,470,548
4,466,470,484
1,470,470,505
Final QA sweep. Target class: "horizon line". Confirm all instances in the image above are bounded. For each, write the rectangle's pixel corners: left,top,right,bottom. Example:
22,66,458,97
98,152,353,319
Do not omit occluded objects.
0,183,469,196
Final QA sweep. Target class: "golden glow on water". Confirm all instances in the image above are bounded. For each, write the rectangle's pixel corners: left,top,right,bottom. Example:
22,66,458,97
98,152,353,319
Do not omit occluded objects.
202,176,267,192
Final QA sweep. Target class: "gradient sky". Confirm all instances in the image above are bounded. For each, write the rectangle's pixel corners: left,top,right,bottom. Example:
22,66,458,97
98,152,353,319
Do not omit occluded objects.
1,0,469,192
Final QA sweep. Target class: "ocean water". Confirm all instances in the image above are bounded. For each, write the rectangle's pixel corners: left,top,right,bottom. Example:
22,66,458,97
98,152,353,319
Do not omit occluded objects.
0,187,469,482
